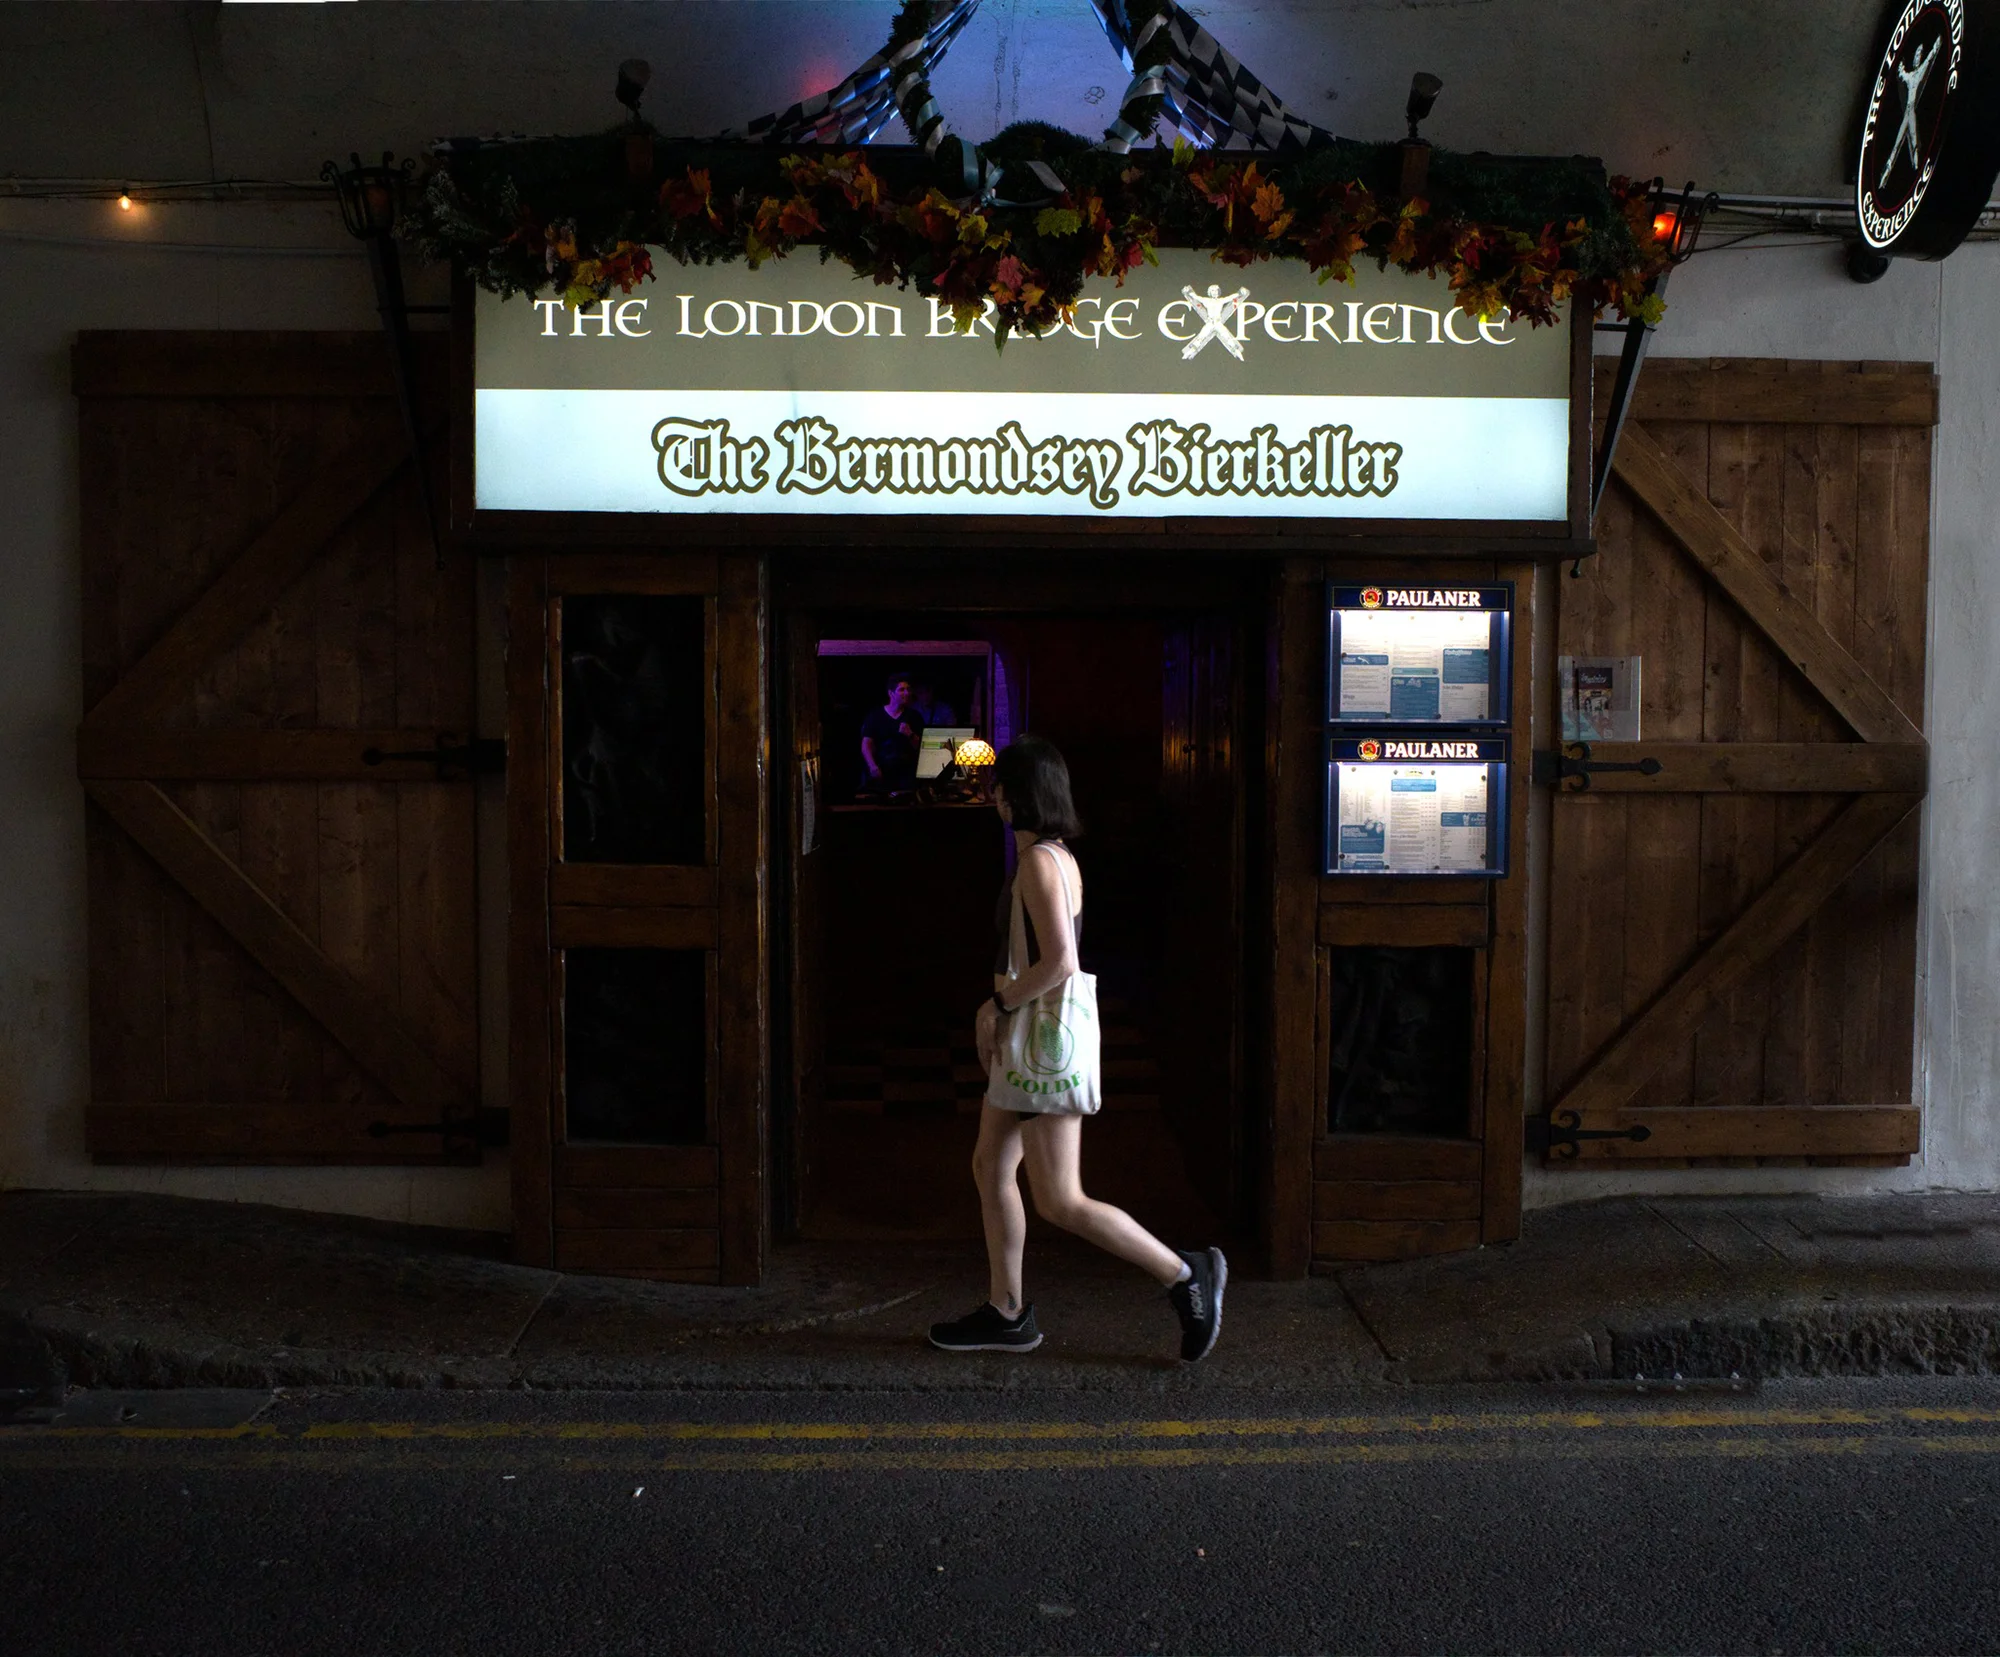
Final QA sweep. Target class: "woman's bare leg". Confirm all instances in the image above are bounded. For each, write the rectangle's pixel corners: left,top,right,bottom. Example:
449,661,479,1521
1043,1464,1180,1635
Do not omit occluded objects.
971,1105,1029,1314
1019,1115,1184,1285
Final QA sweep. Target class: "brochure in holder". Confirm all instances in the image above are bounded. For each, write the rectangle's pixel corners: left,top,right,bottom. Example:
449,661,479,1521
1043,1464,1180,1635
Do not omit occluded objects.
1326,582,1513,726
1322,733,1510,878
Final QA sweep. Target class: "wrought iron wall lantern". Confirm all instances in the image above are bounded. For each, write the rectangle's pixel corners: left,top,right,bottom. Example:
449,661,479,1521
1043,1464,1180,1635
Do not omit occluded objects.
324,151,410,240
322,152,449,562
1588,178,1719,540
1398,71,1444,201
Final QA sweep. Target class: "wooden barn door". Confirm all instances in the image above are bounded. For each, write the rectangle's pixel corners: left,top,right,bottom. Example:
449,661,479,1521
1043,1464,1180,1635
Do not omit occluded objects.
73,331,483,1163
1543,360,1934,1165
508,552,768,1283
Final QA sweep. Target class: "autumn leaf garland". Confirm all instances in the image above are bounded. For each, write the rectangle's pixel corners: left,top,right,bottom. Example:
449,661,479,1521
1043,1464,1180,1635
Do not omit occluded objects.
415,131,1676,339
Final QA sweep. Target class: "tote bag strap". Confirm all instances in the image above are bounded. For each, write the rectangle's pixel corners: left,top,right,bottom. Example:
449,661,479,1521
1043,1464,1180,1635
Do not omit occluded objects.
1037,842,1079,954
1007,843,1079,986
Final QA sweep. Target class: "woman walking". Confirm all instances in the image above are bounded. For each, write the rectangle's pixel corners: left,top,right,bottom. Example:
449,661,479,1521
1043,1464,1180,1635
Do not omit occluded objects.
928,735,1227,1361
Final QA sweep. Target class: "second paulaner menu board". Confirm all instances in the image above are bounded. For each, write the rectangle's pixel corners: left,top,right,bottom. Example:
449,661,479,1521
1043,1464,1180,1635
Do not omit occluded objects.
1325,736,1507,876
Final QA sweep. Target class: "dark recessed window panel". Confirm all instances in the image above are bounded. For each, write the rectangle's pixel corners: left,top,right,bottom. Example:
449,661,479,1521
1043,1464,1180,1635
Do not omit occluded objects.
1325,945,1474,1136
562,593,706,865
564,948,708,1145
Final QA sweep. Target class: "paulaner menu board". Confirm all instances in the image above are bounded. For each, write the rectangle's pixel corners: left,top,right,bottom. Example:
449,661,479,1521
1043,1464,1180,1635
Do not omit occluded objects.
1326,583,1512,725
1323,735,1509,878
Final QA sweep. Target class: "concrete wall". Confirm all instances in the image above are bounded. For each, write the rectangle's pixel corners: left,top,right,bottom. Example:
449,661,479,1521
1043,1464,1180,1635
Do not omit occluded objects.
0,1,1890,195
0,3,1993,1230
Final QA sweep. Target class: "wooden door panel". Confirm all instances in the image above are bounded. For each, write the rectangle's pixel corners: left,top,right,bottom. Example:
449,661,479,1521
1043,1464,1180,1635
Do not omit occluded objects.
1547,360,1933,1165
510,553,767,1284
85,816,405,1144
553,1186,720,1230
76,332,479,1165
556,1144,719,1187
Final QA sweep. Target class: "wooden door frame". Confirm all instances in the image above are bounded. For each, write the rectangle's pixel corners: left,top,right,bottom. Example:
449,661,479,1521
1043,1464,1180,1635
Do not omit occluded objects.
508,549,768,1282
767,556,1264,1245
1272,554,1538,1274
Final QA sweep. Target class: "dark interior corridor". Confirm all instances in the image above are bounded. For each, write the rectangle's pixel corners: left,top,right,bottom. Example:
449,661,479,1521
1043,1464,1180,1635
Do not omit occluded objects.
782,606,1247,1250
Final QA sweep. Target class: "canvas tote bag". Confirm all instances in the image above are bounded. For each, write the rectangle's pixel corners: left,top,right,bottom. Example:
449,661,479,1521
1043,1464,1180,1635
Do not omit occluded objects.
988,844,1103,1116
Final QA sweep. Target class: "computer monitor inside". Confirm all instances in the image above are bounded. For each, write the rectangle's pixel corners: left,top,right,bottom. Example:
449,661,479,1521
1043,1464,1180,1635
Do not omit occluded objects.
915,727,977,780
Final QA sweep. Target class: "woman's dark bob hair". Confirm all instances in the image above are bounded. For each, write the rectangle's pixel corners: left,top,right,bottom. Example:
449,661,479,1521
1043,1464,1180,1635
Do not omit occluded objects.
993,735,1083,840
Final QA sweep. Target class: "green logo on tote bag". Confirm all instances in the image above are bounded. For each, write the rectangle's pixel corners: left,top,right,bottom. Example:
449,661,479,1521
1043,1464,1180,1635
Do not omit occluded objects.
1025,1013,1074,1076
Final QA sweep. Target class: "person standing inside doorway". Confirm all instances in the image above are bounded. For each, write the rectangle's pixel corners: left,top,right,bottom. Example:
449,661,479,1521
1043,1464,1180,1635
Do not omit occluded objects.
859,673,922,792
928,735,1227,1361
912,677,957,729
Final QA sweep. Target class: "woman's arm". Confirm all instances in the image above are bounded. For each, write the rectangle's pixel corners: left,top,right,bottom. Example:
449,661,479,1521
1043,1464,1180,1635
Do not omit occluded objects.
977,849,1077,1062
999,848,1077,1009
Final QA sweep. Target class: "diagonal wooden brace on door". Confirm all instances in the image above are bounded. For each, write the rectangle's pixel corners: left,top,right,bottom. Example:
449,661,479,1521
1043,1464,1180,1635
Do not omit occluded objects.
1611,424,1925,747
86,779,475,1122
1548,790,1922,1160
82,422,420,730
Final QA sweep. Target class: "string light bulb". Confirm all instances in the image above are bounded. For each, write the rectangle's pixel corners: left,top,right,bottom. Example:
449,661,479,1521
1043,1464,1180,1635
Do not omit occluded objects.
117,193,133,212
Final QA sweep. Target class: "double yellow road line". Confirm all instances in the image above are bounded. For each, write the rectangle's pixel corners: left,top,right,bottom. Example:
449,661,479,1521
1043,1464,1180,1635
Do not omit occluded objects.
10,1406,2000,1472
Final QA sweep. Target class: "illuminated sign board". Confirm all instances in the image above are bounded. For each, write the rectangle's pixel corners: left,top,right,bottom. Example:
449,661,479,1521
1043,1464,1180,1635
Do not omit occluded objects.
1327,581,1513,725
1324,734,1510,878
473,250,1571,521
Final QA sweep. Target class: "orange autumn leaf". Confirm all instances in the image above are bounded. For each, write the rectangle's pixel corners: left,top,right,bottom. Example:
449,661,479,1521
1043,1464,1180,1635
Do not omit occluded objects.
777,196,820,239
659,167,714,222
1250,180,1292,240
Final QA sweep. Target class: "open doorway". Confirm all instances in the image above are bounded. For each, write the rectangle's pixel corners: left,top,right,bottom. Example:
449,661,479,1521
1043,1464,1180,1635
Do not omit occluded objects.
779,601,1250,1250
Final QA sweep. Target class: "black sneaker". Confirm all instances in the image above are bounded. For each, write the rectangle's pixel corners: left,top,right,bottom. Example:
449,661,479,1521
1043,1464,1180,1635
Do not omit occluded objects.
929,1302,1043,1352
1167,1248,1227,1361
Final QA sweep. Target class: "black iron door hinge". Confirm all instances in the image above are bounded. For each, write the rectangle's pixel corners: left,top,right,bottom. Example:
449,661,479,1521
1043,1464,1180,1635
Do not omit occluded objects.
1526,1109,1654,1159
1532,742,1663,792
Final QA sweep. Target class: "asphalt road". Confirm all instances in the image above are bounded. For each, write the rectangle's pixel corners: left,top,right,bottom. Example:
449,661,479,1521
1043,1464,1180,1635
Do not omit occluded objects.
8,1378,2000,1655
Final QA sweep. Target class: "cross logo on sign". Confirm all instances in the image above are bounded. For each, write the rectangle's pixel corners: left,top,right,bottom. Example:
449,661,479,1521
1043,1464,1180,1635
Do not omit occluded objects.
1883,34,1942,187
1179,283,1252,361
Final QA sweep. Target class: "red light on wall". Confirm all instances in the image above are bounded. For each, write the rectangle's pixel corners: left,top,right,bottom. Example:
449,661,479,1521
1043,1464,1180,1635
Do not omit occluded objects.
799,61,842,101
1652,209,1679,243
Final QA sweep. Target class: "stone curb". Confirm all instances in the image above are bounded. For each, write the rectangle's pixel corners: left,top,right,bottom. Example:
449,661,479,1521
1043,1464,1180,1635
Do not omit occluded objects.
1612,1304,2000,1381
18,1298,2000,1393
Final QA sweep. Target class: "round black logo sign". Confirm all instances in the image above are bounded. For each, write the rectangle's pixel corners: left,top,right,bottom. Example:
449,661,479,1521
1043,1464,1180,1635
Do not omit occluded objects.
1857,0,2000,258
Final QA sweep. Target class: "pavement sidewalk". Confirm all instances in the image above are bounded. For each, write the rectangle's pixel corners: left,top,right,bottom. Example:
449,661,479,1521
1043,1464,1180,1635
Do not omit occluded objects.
9,1189,2000,1399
